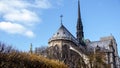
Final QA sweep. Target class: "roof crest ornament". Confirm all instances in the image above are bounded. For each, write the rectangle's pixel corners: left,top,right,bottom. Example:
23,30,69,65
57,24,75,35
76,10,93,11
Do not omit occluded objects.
60,15,63,26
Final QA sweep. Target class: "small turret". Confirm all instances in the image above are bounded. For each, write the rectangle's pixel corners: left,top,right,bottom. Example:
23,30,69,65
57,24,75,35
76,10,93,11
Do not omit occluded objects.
29,43,33,54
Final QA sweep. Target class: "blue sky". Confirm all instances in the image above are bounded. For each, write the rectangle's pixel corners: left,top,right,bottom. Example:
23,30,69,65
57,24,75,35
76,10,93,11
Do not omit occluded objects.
0,0,120,55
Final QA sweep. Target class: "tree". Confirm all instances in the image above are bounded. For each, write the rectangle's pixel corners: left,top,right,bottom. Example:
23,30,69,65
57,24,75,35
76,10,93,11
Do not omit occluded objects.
87,48,110,68
34,45,48,57
0,42,17,53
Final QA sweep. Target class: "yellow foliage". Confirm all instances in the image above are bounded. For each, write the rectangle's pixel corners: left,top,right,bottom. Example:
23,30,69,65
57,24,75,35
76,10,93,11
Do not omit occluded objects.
0,52,68,68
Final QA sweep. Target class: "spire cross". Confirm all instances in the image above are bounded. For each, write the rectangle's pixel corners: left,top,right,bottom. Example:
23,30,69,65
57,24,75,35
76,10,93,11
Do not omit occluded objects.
60,15,63,25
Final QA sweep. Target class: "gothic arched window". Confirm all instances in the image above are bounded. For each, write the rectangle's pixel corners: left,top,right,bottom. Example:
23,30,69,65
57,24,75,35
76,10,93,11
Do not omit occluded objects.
62,44,70,63
54,44,59,50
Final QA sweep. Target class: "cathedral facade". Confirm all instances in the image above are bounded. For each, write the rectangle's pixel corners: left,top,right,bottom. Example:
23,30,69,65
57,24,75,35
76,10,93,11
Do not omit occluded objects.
36,0,120,68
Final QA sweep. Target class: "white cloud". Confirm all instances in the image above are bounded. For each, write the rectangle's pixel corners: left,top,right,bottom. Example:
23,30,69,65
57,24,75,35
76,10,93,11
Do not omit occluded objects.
4,9,40,26
25,31,35,38
47,0,63,8
0,0,28,14
0,0,52,37
34,0,52,9
0,0,63,38
0,22,35,38
0,0,43,26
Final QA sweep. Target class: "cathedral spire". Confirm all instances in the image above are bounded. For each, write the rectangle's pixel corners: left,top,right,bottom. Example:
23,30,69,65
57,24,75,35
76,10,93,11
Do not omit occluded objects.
76,0,84,44
78,0,81,19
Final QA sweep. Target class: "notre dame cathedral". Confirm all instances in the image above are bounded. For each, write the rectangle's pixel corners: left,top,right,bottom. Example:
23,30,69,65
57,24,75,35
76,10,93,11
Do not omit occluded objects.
35,0,120,68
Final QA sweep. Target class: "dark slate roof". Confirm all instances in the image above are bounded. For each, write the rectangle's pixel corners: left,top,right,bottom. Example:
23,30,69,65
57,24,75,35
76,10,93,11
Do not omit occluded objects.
48,24,79,45
86,40,112,52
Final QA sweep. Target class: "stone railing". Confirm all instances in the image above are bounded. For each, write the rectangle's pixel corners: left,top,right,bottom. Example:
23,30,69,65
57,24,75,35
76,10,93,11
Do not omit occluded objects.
48,36,79,45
